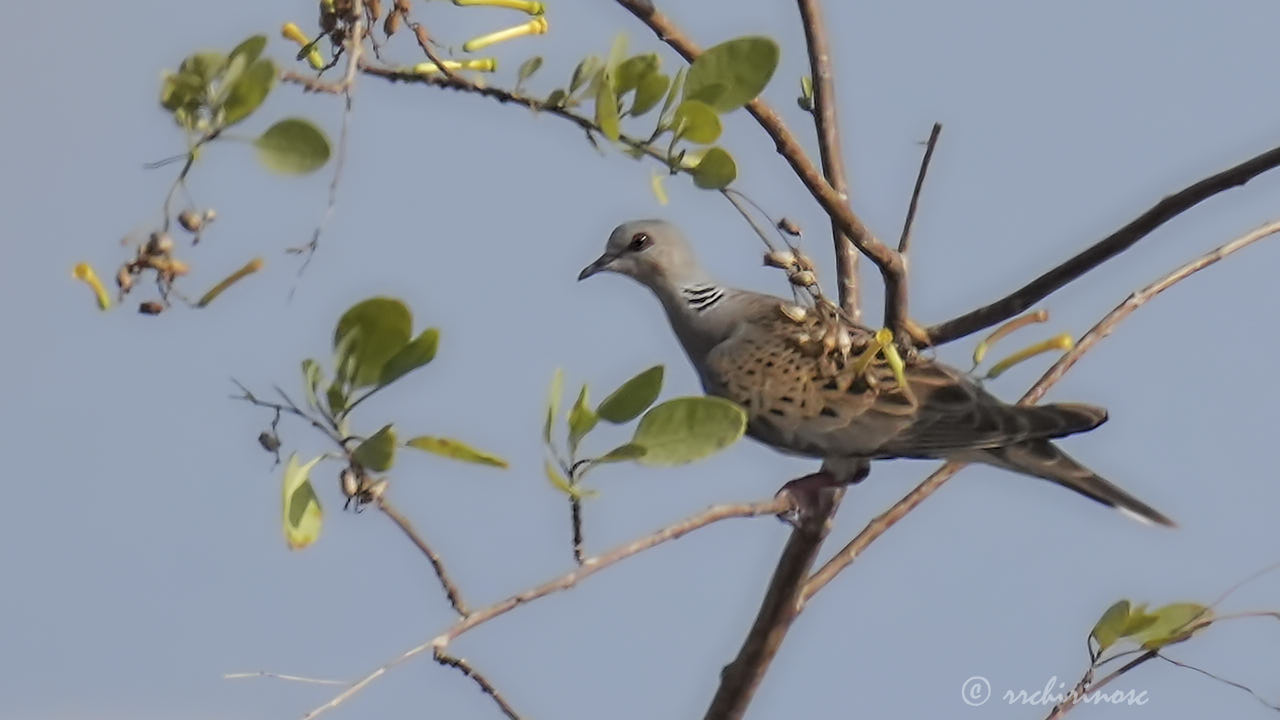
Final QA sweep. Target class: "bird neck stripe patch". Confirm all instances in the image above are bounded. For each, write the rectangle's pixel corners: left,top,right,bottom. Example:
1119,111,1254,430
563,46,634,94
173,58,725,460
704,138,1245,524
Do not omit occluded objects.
682,284,724,312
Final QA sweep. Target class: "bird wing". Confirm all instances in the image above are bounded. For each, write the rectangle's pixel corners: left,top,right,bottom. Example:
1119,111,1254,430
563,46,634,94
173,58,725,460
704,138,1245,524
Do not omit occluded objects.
701,294,1106,459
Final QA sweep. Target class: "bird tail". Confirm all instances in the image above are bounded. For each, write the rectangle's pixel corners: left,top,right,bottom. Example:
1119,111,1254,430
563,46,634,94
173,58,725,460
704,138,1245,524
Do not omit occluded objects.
975,439,1175,527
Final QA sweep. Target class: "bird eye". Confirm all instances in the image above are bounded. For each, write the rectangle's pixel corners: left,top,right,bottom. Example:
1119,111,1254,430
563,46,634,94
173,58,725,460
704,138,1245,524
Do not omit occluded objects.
628,232,652,251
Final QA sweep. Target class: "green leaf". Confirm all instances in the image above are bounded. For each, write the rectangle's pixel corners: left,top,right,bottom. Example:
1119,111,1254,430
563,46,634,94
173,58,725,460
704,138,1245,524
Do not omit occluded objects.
379,328,440,387
605,34,629,76
545,88,568,107
180,51,228,84
597,365,664,423
632,396,746,466
570,56,600,95
630,72,669,117
282,454,324,550
1090,600,1131,653
334,297,413,389
616,53,660,94
407,436,509,468
673,99,722,144
544,458,595,499
568,384,599,453
229,34,268,66
683,36,780,112
222,58,276,126
544,368,563,444
692,147,737,189
595,72,621,142
650,169,668,205
353,424,397,472
326,383,348,417
517,56,543,86
160,71,205,113
1136,603,1212,650
1122,604,1159,636
593,443,648,463
301,358,325,412
798,74,814,111
657,66,686,129
253,118,331,174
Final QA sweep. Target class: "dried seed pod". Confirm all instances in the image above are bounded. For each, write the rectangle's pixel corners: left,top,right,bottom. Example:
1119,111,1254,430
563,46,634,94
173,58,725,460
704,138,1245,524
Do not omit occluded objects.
777,218,802,236
835,326,853,358
138,300,164,315
258,431,281,453
146,231,174,256
203,208,217,223
178,210,203,233
788,270,817,288
763,249,797,269
366,0,382,22
116,266,134,294
777,303,808,323
794,253,816,272
340,468,360,498
365,478,389,503
394,0,411,12
383,9,400,36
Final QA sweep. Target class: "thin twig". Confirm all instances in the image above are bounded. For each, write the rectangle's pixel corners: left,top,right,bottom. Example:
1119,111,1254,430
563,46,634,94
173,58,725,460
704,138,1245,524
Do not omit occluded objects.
1156,654,1280,712
378,497,470,615
231,380,344,448
301,496,793,719
287,0,365,279
223,671,348,686
803,218,1280,602
434,649,524,719
1044,651,1158,720
569,496,586,565
925,143,1280,346
898,123,942,255
796,0,858,319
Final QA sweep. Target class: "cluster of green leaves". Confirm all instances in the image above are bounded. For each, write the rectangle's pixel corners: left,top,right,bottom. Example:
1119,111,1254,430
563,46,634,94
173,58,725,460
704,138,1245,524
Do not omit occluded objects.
542,365,748,499
1089,599,1213,658
530,35,779,190
283,297,507,549
160,34,330,174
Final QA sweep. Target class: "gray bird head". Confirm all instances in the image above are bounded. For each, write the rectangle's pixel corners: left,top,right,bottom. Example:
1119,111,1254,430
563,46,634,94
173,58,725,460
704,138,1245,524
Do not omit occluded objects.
578,219,710,289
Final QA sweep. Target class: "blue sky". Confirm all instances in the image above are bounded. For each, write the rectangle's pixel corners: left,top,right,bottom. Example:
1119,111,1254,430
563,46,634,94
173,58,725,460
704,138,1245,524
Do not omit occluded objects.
4,1,1280,718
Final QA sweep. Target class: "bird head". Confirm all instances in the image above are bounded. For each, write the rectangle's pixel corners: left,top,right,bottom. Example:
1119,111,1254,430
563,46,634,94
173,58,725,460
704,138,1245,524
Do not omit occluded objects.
578,219,705,288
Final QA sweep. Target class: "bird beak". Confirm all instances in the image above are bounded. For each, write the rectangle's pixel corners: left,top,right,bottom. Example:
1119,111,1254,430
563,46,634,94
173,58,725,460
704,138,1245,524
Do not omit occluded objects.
577,253,614,281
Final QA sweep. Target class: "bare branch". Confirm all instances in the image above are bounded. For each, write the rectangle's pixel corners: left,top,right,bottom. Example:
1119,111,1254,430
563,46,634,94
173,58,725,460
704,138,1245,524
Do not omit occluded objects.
434,648,524,719
796,0,858,318
925,143,1280,346
803,218,1280,601
377,497,470,616
302,496,793,719
898,123,942,255
1156,654,1280,712
1044,651,1157,720
223,671,348,686
704,486,843,720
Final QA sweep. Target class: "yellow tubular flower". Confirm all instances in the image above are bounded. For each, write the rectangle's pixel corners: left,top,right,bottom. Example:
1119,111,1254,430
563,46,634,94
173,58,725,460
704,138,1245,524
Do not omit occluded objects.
971,309,1049,369
411,58,498,75
197,257,264,308
453,0,545,15
462,16,548,52
72,263,111,310
985,333,1075,380
281,22,326,70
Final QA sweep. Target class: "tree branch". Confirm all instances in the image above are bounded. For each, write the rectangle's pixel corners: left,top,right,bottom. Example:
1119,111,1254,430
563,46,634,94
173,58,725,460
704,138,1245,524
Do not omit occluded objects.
302,495,794,719
612,0,909,335
803,217,1280,602
434,648,524,719
704,487,843,720
924,142,1280,346
796,0,858,319
378,497,470,616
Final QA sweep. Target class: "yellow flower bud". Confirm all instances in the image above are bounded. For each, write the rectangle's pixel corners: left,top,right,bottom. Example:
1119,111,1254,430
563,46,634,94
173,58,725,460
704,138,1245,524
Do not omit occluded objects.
462,16,548,52
411,58,498,75
72,262,111,311
985,333,1075,380
197,257,264,308
282,22,326,69
453,0,545,15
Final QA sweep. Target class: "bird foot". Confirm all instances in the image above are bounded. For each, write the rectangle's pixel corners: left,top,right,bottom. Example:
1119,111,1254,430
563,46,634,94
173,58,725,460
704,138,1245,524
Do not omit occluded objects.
775,471,840,528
